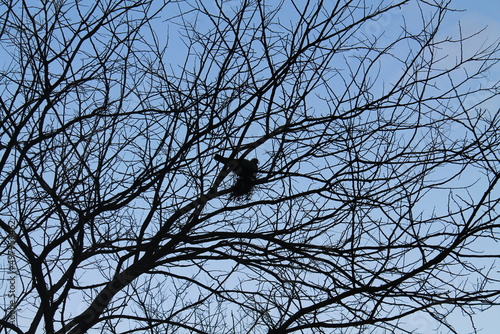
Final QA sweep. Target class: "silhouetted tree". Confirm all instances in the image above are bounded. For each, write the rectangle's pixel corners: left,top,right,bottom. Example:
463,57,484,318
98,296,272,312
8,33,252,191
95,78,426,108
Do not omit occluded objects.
0,1,499,333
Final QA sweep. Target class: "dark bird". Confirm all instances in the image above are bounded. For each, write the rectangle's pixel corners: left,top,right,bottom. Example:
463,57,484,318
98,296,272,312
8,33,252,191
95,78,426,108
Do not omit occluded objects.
214,154,258,176
214,154,259,200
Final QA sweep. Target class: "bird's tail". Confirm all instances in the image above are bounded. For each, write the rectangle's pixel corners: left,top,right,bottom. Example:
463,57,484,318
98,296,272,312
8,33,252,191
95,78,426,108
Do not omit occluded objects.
214,154,229,164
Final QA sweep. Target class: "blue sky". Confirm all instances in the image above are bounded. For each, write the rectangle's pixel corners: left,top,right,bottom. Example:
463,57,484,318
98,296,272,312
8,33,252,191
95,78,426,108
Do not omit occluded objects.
399,1,499,333
0,1,498,333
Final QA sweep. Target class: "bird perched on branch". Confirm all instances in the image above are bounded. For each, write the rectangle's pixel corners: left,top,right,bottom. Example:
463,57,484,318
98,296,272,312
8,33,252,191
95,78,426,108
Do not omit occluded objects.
214,154,258,175
214,154,259,200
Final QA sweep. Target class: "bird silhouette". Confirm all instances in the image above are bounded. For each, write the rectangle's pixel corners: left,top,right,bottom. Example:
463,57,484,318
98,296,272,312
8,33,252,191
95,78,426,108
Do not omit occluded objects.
214,154,258,176
214,154,259,200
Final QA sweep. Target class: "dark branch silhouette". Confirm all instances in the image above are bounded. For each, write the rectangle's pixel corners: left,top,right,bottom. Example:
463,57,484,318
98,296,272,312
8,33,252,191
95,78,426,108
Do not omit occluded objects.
0,1,499,333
